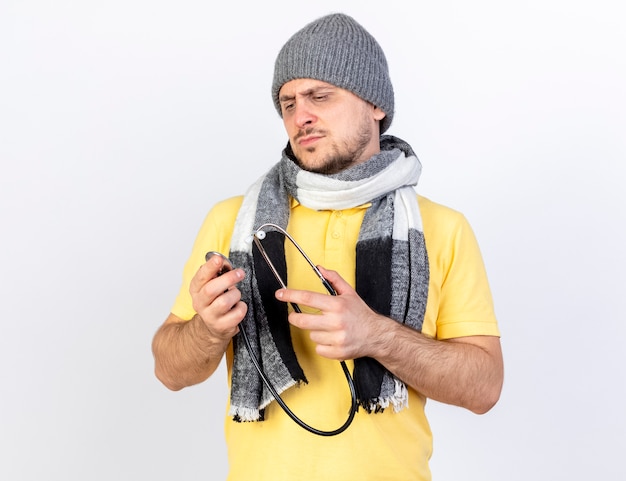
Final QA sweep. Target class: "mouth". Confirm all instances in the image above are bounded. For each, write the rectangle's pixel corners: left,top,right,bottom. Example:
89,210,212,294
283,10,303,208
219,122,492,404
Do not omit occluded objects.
299,136,321,147
295,129,324,147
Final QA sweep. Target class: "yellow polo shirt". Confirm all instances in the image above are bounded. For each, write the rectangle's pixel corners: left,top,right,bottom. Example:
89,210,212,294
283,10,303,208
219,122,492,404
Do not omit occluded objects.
171,194,499,481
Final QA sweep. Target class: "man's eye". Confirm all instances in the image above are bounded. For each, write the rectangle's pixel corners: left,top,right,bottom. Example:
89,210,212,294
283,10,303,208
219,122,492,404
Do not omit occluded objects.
283,103,295,112
314,95,327,102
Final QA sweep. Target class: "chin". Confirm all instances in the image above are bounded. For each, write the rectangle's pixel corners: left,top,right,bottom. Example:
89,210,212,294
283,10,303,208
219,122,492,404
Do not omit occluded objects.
293,150,323,170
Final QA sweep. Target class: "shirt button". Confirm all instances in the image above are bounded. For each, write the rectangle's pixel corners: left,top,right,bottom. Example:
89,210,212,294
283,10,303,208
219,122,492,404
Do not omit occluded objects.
331,232,341,239
334,211,343,218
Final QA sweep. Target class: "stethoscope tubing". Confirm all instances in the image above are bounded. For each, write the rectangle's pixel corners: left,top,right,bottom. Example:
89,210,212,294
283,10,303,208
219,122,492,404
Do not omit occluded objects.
241,223,359,436
239,325,358,436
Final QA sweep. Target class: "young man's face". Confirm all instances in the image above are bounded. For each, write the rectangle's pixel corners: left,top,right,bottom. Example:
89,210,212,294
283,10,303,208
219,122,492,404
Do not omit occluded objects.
278,79,386,175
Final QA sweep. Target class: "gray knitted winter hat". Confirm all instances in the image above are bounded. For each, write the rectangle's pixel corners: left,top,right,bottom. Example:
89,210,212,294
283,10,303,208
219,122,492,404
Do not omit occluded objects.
272,13,394,134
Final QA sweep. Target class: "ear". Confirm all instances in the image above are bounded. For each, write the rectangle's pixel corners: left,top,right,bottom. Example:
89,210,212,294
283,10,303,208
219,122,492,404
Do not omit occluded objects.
372,105,386,122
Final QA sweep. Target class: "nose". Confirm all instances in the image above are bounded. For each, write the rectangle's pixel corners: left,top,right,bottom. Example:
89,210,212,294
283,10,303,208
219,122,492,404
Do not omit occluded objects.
292,102,316,130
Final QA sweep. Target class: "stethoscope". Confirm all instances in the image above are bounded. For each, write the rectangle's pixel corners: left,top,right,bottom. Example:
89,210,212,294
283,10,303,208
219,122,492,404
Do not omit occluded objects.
206,223,358,436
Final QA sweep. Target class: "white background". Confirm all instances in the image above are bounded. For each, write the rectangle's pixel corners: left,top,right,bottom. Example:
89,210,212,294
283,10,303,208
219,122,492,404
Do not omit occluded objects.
1,1,624,479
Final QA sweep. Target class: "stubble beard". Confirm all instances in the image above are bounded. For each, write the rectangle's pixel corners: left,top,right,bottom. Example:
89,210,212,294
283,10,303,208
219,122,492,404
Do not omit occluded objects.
294,123,373,175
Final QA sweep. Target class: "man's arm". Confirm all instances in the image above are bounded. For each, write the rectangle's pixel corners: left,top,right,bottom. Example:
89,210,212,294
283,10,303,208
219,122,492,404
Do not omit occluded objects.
152,255,247,391
373,325,503,414
277,266,503,414
152,313,229,391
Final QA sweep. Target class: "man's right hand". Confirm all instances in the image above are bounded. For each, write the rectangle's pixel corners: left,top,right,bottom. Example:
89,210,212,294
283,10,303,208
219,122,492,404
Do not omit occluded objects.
189,255,248,341
152,255,247,391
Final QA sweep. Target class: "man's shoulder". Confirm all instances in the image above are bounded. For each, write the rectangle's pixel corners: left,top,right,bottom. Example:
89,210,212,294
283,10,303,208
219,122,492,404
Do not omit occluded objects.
210,195,245,218
417,194,484,261
417,195,466,223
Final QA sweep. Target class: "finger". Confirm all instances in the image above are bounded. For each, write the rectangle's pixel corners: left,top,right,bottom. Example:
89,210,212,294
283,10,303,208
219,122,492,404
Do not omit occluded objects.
197,261,244,295
191,268,245,314
275,287,328,311
209,282,243,312
200,300,247,341
215,268,245,291
189,256,225,294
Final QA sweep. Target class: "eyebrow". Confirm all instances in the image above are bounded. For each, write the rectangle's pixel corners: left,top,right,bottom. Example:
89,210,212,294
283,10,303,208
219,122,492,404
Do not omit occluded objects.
279,85,336,103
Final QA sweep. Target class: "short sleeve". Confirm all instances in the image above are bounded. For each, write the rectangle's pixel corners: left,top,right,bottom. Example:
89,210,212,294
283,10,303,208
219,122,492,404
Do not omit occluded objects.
419,196,500,340
170,196,243,320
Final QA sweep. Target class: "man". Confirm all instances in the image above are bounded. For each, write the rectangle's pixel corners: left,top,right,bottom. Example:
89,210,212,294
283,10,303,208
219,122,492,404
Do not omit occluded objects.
152,12,503,480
